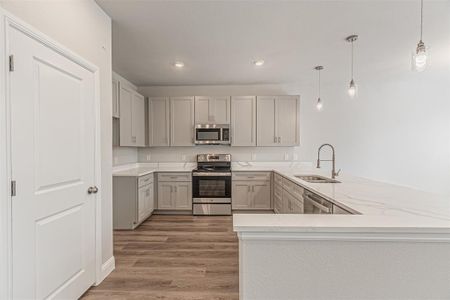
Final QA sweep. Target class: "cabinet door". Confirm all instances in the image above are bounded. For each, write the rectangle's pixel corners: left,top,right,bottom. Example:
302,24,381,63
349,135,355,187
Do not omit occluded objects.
149,97,170,146
171,97,194,146
213,96,230,124
231,96,256,146
119,84,134,146
251,181,271,209
276,96,299,146
194,97,211,124
256,96,277,146
112,78,120,118
157,182,173,209
148,183,154,214
173,182,192,210
232,181,251,209
138,185,151,222
132,92,146,146
291,198,304,214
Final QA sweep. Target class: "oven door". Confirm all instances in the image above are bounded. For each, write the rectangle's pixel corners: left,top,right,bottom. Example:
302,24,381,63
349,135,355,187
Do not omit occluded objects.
192,173,231,203
195,128,221,144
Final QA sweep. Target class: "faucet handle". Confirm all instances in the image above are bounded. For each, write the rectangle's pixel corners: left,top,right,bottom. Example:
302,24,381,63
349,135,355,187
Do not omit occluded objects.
335,169,341,176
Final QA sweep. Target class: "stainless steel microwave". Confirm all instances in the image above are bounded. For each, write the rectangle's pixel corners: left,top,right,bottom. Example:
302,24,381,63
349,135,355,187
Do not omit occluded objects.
194,124,230,145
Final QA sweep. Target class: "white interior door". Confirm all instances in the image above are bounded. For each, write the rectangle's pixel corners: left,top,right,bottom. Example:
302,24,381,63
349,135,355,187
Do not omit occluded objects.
9,24,96,299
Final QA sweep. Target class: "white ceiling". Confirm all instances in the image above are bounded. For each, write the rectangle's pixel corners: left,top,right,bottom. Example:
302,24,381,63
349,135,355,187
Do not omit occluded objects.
96,0,450,86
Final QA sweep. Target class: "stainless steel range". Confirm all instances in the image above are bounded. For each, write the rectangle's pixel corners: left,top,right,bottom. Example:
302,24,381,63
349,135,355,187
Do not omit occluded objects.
192,154,232,215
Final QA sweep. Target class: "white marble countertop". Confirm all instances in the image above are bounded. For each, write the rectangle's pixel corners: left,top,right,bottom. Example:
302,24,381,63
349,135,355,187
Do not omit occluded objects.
232,162,450,232
112,162,195,177
113,162,450,231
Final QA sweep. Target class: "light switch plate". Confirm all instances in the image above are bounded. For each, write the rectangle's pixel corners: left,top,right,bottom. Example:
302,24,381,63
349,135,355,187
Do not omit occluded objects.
284,153,289,161
146,154,151,161
293,153,299,161
181,154,187,161
114,157,118,164
251,153,256,161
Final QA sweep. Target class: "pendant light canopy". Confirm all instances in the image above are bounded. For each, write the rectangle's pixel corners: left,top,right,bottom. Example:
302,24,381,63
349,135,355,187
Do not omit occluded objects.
346,34,358,98
413,0,427,71
314,66,324,111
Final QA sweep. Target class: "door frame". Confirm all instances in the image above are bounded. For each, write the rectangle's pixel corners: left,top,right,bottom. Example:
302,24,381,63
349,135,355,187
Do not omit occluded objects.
0,8,104,299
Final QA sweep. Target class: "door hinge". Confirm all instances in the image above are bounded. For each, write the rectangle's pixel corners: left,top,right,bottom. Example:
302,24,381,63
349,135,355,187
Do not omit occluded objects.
11,180,16,197
9,55,14,72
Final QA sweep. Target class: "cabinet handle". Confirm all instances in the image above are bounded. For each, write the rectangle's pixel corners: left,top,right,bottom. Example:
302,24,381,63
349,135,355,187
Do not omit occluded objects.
247,186,251,192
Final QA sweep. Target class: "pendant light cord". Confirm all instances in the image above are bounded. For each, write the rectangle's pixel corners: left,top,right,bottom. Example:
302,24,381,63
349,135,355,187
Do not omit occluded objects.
351,40,354,80
318,69,321,98
420,0,423,41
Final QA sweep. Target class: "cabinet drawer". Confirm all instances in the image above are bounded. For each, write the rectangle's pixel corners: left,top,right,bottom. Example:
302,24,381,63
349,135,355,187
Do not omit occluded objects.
157,172,191,182
232,172,271,181
274,173,283,185
138,174,153,187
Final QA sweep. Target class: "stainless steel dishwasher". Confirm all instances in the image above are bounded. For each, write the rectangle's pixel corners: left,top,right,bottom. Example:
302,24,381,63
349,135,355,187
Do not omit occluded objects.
303,191,333,214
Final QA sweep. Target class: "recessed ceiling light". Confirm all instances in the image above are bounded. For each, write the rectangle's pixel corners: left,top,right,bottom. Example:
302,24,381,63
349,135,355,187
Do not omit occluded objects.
174,61,184,68
253,60,264,66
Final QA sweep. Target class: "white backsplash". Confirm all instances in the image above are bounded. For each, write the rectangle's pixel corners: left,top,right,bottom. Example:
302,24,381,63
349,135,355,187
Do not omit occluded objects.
113,146,138,166
138,146,302,162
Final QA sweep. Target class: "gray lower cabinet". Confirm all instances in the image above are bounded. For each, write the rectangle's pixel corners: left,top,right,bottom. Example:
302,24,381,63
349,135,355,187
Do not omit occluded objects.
113,174,154,229
232,176,271,210
282,188,304,213
157,173,192,211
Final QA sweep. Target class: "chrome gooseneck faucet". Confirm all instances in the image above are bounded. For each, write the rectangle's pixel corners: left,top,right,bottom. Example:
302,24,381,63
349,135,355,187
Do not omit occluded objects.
317,144,341,179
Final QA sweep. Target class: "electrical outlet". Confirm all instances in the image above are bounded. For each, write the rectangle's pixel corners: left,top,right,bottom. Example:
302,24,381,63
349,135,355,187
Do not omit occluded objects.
293,153,298,161
114,157,118,164
146,154,151,161
284,153,289,161
251,153,256,161
181,154,187,161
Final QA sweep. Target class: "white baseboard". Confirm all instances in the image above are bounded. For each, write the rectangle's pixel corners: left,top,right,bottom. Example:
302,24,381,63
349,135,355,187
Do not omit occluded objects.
96,256,115,285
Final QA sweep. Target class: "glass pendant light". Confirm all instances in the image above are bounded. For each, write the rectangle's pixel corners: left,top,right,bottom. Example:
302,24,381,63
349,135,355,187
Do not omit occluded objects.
346,35,358,98
413,0,427,71
314,66,324,111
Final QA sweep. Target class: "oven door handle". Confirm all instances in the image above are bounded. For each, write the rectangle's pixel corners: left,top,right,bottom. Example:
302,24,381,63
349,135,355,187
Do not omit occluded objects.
192,172,232,177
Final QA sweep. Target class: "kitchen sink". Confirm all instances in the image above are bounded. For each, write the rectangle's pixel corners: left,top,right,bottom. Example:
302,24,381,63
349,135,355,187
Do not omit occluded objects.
295,175,341,183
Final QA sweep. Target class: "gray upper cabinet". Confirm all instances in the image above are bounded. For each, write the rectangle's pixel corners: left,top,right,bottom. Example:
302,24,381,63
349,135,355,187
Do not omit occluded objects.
119,84,146,147
256,96,300,146
231,96,256,146
194,96,230,124
132,93,146,146
148,97,170,147
171,97,195,146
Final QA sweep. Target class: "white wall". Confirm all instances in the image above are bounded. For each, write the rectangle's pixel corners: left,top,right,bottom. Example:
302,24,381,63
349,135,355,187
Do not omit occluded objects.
0,0,115,269
303,67,450,196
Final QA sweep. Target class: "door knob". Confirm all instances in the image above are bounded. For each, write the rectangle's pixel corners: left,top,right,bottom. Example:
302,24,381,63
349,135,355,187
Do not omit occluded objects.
88,186,98,194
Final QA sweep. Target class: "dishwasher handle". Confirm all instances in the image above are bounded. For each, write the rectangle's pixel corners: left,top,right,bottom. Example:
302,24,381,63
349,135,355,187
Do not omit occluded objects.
305,192,332,214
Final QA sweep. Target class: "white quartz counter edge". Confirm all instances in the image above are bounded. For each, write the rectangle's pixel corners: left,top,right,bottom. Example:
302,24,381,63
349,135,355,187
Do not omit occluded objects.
113,163,195,177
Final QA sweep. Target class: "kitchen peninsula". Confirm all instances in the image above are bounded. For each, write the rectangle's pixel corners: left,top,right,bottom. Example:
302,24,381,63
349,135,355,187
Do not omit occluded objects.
233,164,450,300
